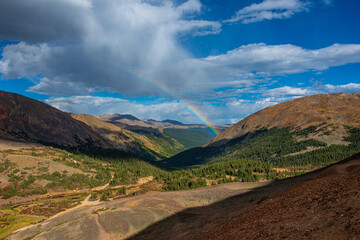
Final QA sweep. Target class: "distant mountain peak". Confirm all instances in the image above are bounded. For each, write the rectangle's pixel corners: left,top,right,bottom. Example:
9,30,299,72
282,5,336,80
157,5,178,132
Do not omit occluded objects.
97,113,139,122
161,119,184,125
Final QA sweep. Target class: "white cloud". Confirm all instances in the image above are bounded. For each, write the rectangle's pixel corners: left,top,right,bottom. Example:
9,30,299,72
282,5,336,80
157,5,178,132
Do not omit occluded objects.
0,0,221,96
43,81,360,125
225,0,309,24
2,36,360,98
321,83,360,92
261,83,360,103
264,86,314,97
46,96,201,123
44,95,278,125
0,0,359,108
200,43,360,76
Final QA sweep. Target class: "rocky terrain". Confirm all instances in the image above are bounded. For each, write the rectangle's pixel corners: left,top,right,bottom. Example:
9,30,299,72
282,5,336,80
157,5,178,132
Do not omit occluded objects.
7,181,269,240
7,153,360,240
130,153,360,240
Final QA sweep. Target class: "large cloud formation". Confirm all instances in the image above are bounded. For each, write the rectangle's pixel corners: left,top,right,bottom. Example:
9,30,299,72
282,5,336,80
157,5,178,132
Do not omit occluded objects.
44,82,360,124
0,0,221,96
1,0,360,99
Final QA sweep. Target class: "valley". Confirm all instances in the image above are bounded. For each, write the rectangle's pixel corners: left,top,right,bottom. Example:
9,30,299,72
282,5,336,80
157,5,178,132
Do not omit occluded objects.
1,91,360,239
1,1,360,239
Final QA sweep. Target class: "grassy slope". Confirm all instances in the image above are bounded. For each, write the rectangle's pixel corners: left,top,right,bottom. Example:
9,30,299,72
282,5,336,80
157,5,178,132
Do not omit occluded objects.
163,128,216,149
142,133,184,158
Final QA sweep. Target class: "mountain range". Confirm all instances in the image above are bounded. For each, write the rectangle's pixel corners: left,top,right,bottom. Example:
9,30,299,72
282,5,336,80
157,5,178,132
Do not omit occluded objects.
1,90,360,240
0,91,227,159
164,93,360,168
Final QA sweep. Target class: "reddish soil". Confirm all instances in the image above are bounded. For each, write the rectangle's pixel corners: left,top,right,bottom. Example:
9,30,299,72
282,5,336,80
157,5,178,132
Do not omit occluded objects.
19,201,79,218
209,92,360,145
193,162,360,239
130,154,360,240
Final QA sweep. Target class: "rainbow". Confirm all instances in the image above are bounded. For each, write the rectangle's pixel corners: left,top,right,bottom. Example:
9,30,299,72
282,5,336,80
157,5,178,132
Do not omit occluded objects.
102,63,220,136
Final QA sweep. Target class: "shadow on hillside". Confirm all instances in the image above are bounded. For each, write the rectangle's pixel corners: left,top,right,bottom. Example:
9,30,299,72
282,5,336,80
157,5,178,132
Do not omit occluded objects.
126,153,360,240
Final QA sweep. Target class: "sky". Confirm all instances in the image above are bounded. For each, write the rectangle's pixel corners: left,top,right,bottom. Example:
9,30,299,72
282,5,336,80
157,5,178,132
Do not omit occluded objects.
1,0,360,125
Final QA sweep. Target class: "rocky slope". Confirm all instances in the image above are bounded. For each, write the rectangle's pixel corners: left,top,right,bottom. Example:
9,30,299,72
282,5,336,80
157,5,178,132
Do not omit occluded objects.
130,153,360,240
0,91,112,149
209,92,360,146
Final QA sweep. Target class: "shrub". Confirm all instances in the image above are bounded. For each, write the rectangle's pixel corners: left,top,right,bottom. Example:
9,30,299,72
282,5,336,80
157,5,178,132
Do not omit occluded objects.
89,192,98,201
117,187,126,195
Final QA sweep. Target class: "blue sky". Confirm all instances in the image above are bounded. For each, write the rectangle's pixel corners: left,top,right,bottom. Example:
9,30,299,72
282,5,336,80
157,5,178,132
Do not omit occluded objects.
1,0,360,125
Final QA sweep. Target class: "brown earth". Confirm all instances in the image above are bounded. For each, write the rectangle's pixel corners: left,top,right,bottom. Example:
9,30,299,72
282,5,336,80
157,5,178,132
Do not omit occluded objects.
209,92,360,146
9,153,359,240
6,153,359,240
0,91,112,148
0,139,43,151
129,153,360,240
7,182,270,240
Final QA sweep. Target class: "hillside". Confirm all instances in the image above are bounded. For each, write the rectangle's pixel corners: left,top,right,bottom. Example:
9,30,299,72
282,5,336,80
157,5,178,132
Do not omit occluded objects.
163,128,216,149
165,93,360,168
0,144,284,239
129,153,360,240
0,91,112,149
70,113,184,159
210,92,360,146
0,91,198,159
8,152,360,240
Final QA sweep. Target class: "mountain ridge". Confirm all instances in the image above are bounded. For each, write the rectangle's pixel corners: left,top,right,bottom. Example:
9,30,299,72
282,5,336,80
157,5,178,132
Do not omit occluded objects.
209,92,360,146
0,91,113,149
164,92,360,169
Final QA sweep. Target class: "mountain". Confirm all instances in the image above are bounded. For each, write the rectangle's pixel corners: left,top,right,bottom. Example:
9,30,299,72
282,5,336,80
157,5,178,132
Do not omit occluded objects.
0,91,113,149
97,113,229,130
209,92,360,146
0,91,219,158
70,113,184,159
97,113,139,122
97,113,230,152
70,113,144,152
161,119,184,125
164,93,360,168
